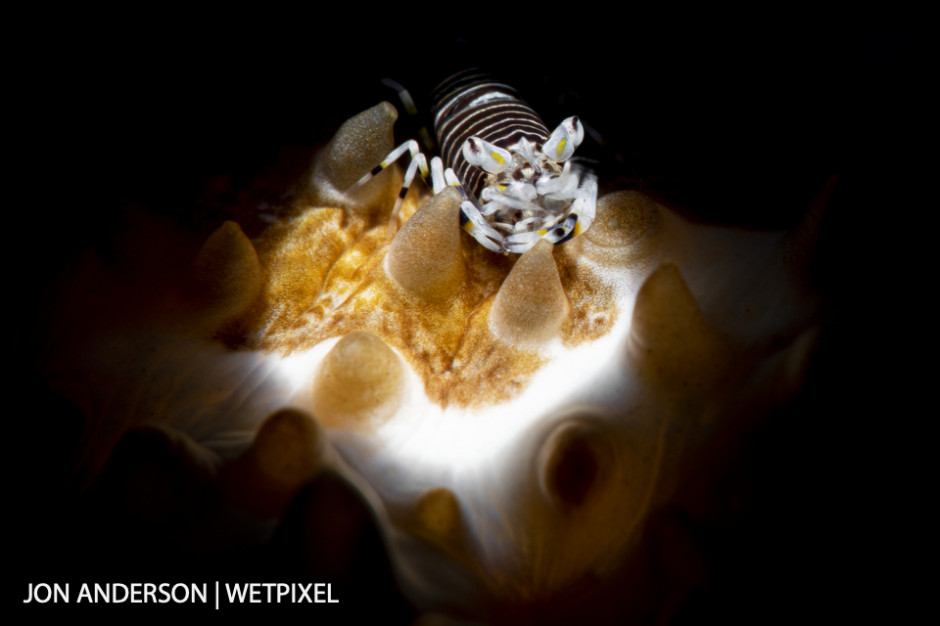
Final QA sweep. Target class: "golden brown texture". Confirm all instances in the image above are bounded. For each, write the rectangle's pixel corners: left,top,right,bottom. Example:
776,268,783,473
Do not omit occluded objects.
242,186,623,409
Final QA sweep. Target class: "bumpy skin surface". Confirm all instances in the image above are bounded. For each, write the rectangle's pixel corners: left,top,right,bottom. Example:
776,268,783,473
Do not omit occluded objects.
23,92,826,622
17,10,903,622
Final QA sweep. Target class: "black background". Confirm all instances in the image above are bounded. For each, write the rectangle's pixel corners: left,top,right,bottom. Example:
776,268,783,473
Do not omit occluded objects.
12,2,921,623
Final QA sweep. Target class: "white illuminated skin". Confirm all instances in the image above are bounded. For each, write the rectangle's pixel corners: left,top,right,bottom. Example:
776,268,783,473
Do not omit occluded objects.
37,101,823,620
265,200,813,601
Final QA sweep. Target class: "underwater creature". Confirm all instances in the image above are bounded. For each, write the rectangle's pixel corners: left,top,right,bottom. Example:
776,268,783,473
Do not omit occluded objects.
21,10,907,616
353,70,597,253
21,88,827,621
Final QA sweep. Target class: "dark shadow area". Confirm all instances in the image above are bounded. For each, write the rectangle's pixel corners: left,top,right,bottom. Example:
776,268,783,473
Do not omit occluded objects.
13,3,919,623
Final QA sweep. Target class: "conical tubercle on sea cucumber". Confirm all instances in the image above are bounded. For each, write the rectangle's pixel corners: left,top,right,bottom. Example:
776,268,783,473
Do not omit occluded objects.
34,97,826,622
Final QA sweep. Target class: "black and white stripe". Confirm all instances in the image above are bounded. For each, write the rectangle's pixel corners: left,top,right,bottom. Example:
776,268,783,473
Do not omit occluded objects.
431,71,550,201
348,70,596,253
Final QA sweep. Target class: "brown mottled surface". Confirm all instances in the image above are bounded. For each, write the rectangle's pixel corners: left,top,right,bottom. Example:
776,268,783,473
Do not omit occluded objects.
241,181,621,409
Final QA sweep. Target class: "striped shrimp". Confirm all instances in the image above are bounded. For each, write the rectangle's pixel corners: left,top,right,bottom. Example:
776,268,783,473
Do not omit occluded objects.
351,70,597,254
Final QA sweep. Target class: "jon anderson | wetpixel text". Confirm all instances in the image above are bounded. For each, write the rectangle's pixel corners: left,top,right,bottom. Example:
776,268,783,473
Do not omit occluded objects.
24,582,339,606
